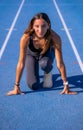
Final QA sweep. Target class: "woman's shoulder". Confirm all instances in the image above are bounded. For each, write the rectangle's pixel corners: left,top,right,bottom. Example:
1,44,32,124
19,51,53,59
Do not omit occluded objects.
20,34,30,48
21,34,30,41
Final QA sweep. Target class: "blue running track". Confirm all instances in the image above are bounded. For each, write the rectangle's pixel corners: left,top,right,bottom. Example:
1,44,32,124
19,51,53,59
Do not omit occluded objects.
0,0,83,130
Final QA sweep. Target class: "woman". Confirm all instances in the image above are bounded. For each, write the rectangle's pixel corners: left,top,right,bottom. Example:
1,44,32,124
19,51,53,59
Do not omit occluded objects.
7,12,76,95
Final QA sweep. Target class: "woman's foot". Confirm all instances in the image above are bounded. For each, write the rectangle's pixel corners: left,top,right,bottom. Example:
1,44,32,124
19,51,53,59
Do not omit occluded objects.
43,72,53,88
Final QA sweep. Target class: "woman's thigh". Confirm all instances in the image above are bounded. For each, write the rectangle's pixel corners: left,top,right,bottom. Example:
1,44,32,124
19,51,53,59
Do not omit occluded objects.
39,48,54,73
25,55,40,88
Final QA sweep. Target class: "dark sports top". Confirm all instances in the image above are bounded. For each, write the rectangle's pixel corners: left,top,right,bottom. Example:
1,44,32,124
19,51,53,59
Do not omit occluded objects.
28,37,42,53
26,36,42,57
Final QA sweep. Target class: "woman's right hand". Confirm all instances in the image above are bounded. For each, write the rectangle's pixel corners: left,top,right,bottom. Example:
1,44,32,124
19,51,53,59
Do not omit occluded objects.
6,86,24,96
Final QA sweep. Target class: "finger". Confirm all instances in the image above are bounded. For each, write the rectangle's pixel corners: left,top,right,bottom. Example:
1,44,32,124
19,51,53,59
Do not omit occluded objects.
6,90,24,96
66,91,77,95
60,91,77,95
6,91,17,96
60,91,65,94
17,90,25,95
19,92,25,95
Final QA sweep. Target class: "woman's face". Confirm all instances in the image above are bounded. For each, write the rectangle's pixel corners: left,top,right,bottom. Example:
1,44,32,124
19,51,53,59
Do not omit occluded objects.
33,18,49,38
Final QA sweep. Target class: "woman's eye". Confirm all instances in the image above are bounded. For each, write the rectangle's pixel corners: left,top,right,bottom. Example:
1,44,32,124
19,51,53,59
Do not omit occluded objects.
35,25,39,28
34,24,46,28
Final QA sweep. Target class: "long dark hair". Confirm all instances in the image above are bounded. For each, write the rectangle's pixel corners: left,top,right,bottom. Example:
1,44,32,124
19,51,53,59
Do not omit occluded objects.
24,12,51,35
24,12,52,54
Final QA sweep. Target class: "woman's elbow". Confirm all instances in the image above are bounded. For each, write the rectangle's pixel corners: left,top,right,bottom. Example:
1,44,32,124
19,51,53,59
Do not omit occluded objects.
57,62,65,70
17,61,25,70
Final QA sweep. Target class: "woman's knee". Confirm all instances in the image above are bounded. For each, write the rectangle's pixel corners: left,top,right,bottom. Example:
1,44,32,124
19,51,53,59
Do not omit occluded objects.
39,57,53,73
26,81,39,90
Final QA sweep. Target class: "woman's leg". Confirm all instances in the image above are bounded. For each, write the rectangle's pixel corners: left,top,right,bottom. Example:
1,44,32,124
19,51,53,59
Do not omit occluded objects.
39,48,54,88
39,48,54,73
25,55,40,90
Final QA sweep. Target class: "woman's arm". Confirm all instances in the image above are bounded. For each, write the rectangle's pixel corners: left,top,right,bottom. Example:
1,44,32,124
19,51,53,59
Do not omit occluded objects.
53,32,77,94
7,34,29,96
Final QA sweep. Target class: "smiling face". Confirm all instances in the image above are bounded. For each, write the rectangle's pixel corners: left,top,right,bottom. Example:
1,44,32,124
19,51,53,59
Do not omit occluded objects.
33,18,49,38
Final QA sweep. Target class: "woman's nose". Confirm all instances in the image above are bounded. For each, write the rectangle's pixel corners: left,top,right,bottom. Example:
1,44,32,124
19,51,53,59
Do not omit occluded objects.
39,27,42,33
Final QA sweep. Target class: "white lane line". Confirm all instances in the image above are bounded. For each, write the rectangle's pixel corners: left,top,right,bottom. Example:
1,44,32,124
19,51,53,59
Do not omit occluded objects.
53,0,83,73
5,28,17,31
0,0,25,60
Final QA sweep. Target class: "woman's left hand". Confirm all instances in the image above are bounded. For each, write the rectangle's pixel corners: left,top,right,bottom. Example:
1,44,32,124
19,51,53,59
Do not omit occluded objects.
60,85,77,95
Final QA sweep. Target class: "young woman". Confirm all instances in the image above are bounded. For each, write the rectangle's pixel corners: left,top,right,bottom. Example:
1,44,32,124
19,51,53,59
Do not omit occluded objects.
7,12,76,95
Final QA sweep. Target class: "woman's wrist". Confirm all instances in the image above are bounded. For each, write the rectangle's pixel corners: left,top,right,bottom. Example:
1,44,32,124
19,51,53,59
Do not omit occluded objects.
63,81,68,86
14,83,20,87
